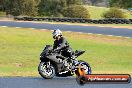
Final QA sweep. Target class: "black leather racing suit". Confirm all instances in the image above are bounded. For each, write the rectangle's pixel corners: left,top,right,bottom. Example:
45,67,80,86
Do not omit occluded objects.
53,37,73,60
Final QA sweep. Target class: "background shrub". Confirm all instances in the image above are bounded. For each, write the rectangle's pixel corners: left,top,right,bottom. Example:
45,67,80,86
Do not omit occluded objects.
63,5,90,18
102,7,126,18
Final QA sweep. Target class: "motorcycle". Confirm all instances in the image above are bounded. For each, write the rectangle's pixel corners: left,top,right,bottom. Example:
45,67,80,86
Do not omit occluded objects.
38,45,92,79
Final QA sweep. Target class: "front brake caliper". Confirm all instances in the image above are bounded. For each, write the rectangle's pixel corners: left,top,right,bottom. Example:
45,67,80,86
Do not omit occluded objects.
75,64,86,76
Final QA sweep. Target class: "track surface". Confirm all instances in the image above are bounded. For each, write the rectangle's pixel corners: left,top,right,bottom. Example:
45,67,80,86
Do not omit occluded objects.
0,77,131,88
0,21,132,37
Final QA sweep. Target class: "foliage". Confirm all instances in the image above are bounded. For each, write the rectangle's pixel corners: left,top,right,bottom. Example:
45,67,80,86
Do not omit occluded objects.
38,0,82,17
20,0,39,16
102,7,126,18
38,0,66,17
3,0,39,16
1,0,131,17
66,0,82,6
0,11,6,16
63,5,90,18
90,0,103,5
109,0,132,8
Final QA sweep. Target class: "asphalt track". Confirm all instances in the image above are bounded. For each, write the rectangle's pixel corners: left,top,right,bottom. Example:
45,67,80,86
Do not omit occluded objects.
0,21,132,38
0,77,131,88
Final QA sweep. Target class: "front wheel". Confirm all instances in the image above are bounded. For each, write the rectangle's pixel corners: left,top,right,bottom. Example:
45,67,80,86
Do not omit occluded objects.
38,62,55,79
78,60,92,75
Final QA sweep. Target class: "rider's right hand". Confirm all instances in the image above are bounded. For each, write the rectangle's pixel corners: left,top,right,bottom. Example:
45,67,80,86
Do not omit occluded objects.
53,49,59,53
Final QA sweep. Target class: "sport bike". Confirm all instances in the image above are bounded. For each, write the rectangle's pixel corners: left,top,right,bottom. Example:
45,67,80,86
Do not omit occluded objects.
38,45,92,79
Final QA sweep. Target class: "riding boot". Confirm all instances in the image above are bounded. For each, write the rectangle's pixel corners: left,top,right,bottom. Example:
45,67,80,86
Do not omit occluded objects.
62,60,69,71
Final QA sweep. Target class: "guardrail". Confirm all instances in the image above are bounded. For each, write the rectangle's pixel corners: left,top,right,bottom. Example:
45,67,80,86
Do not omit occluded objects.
14,17,132,24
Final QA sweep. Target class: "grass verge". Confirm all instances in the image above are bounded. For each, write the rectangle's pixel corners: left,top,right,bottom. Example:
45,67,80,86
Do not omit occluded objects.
84,6,132,19
0,27,132,76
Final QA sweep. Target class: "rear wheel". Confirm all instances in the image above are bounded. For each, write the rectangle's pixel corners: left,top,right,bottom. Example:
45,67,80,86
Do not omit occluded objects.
38,62,55,79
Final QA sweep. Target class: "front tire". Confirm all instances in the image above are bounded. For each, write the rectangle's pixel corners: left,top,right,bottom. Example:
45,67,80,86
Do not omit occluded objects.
38,62,55,79
79,60,92,74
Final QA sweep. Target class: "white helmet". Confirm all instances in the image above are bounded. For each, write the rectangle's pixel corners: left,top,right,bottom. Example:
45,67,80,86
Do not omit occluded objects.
52,29,62,39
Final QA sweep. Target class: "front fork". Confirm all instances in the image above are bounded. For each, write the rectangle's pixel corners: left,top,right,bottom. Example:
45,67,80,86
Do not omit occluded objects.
75,64,86,76
75,64,87,85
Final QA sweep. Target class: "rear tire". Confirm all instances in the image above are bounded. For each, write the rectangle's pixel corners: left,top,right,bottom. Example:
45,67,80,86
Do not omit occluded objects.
38,62,55,79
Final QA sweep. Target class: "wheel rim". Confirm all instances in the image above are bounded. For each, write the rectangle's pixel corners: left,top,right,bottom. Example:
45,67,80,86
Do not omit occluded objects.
40,62,54,77
80,63,91,74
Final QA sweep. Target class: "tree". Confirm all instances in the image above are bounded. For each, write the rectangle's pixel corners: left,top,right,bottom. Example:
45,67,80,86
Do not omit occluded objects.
4,0,39,16
20,0,39,16
109,0,132,8
83,0,103,5
90,0,95,5
66,0,82,6
0,0,5,11
63,5,90,18
38,0,83,17
4,0,21,16
38,0,67,16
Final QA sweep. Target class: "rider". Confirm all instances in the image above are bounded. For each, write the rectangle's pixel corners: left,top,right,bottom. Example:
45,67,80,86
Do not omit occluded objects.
52,29,79,73
52,29,74,62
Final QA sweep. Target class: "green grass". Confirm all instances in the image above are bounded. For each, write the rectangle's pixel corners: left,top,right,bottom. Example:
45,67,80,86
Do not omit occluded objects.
84,6,132,19
0,27,132,76
0,11,6,16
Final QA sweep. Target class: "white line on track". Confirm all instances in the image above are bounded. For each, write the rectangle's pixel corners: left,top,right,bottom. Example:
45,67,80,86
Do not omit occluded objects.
65,31,72,33
116,36,122,38
107,35,114,36
87,33,94,35
77,32,84,34
97,34,103,36
31,28,35,29
1,26,7,27
64,30,131,39
15,27,21,28
40,29,46,30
